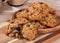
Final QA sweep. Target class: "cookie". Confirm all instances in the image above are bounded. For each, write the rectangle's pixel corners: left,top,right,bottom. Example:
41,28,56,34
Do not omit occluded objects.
5,23,23,38
5,18,29,38
16,9,29,18
22,22,37,40
40,14,59,27
21,22,46,40
27,2,49,21
28,2,48,12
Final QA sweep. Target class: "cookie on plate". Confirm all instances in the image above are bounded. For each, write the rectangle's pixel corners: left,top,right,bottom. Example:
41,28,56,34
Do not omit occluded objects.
40,14,59,27
27,2,48,12
16,9,29,18
27,2,56,21
27,2,48,21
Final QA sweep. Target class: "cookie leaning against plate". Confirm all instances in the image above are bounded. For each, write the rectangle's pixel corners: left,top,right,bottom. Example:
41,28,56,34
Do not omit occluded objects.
5,18,29,38
21,22,46,40
5,24,21,38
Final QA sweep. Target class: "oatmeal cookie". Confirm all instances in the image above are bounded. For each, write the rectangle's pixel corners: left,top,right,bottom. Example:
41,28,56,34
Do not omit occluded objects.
5,18,29,38
27,2,49,21
27,2,48,12
27,2,56,21
21,22,46,40
40,14,59,27
5,23,24,38
16,9,29,18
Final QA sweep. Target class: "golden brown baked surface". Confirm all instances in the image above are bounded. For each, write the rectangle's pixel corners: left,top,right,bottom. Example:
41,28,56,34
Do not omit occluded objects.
5,2,59,40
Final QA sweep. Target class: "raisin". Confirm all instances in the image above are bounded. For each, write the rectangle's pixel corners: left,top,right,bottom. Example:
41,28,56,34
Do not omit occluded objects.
40,2,43,4
26,24,30,27
35,20,38,22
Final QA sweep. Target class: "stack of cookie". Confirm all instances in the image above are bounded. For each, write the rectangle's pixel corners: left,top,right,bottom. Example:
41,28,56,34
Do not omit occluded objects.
5,2,59,40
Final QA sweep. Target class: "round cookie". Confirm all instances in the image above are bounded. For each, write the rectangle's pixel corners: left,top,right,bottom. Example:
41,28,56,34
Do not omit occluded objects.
5,23,21,38
40,14,59,27
27,2,48,13
16,9,29,18
22,22,38,40
21,22,46,40
27,2,56,21
27,2,49,21
5,18,29,38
